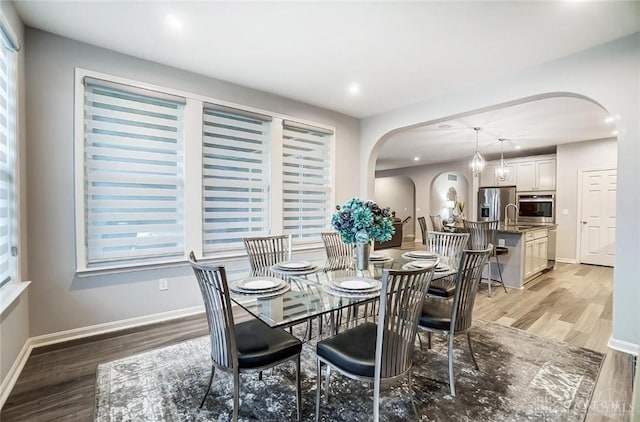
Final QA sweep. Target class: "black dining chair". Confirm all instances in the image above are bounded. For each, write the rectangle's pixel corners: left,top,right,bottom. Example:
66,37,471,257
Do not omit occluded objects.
189,252,303,421
418,246,491,397
425,230,470,300
315,264,437,421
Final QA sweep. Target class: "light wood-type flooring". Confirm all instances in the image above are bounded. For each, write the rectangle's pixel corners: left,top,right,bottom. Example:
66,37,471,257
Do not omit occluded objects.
1,252,634,421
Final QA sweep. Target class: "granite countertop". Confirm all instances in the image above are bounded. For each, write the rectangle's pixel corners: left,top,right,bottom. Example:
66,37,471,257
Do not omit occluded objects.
498,223,557,234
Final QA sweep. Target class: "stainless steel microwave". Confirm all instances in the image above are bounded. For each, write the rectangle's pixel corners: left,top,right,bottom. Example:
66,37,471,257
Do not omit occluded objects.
517,193,555,224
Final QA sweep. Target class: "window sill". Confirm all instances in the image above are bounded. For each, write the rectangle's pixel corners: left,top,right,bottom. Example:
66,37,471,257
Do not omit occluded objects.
0,280,31,317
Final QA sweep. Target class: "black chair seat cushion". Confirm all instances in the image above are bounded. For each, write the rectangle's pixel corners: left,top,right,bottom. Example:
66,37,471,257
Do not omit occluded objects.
428,276,456,299
419,298,453,331
235,319,302,369
316,322,378,378
495,246,508,255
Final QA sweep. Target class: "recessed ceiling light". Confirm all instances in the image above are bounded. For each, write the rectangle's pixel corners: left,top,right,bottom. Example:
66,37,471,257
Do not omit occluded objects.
515,145,522,150
414,156,420,161
166,14,183,30
347,82,360,95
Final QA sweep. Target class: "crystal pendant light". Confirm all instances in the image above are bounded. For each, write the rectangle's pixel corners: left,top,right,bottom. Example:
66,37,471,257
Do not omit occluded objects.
495,138,510,182
470,127,485,176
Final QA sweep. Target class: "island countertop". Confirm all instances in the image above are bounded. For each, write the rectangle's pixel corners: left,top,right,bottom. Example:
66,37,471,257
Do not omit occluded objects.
498,223,557,234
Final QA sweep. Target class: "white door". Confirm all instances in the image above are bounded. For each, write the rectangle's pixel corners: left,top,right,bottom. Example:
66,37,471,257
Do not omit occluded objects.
579,169,616,266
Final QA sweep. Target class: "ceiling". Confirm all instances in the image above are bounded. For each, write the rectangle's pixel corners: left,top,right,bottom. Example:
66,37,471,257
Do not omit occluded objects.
12,1,640,119
375,96,615,171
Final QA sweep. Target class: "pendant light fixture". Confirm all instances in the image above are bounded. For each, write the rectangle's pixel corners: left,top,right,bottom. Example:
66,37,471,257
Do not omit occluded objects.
470,127,485,176
495,138,509,182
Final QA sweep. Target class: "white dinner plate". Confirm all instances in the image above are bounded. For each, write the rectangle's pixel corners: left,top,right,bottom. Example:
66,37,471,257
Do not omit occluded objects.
435,263,451,272
232,284,291,298
232,277,285,293
369,252,389,261
407,260,438,269
332,277,380,291
401,251,439,260
323,284,381,299
275,260,312,270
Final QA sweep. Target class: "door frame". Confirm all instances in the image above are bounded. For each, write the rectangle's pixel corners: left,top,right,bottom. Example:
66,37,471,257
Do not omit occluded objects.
576,167,617,265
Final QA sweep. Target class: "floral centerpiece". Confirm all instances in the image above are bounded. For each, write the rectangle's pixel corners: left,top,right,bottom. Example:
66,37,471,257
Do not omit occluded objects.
331,198,395,245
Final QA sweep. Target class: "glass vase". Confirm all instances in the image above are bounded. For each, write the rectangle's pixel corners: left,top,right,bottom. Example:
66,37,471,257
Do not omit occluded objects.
355,242,370,273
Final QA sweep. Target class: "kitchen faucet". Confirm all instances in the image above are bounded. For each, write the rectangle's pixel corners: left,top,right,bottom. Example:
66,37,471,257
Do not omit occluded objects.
504,203,519,226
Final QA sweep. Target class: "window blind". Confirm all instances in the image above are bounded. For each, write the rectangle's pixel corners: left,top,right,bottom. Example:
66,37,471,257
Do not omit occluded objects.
282,121,333,242
202,104,271,253
0,37,16,286
83,80,185,264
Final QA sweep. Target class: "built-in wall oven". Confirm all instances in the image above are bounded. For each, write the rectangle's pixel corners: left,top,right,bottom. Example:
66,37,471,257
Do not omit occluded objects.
517,193,555,224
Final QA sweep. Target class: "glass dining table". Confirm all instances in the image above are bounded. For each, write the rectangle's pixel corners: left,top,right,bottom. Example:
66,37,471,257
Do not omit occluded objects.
226,248,457,331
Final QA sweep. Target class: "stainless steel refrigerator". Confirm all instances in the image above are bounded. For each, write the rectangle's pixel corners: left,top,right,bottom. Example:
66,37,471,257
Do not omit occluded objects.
477,186,517,222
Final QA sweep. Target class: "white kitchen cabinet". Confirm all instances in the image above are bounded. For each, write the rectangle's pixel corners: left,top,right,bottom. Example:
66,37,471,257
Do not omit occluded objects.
496,163,517,186
536,159,556,190
516,161,536,191
516,158,556,191
524,228,548,280
480,164,497,187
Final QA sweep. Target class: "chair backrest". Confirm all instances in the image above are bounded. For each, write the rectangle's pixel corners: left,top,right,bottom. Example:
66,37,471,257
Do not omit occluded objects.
450,247,492,333
429,215,444,232
426,231,470,269
374,264,436,382
243,235,292,272
417,217,427,245
321,232,354,271
189,254,237,371
462,220,498,252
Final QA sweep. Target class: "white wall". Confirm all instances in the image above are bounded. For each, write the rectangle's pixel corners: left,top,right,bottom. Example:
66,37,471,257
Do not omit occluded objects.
0,0,29,393
556,138,617,262
376,160,472,240
24,28,360,337
374,176,415,238
429,171,468,219
361,34,640,353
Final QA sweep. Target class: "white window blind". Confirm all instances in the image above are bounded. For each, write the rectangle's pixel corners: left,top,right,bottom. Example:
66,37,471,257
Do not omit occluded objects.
83,79,185,265
202,104,271,253
0,34,16,286
282,121,333,242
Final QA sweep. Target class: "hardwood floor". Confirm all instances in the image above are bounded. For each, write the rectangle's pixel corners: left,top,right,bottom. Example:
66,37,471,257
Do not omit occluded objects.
1,258,634,421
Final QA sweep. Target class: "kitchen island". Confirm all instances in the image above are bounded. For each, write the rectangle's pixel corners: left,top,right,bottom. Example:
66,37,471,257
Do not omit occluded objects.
493,224,557,289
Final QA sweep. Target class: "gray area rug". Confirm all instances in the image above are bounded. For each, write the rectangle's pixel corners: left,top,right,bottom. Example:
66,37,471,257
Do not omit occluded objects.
94,320,603,421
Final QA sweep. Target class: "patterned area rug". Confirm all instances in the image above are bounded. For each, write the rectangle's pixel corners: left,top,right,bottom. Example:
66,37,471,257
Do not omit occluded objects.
94,320,603,421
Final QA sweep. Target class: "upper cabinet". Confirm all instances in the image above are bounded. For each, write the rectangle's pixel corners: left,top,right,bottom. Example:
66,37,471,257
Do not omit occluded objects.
480,154,556,191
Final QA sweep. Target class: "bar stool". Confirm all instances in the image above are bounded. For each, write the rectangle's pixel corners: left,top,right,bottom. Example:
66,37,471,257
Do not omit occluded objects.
461,220,508,297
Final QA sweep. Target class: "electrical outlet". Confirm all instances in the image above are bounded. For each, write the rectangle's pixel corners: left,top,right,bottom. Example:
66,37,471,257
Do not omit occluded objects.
159,278,168,291
562,209,569,215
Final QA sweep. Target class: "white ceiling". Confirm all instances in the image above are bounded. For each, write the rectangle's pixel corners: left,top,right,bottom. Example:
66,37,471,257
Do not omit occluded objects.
11,1,637,172
375,96,615,171
12,1,640,119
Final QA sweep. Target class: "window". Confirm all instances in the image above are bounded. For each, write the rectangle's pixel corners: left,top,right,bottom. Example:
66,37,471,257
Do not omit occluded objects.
282,121,333,243
0,25,18,287
76,70,335,271
82,78,186,267
202,104,271,254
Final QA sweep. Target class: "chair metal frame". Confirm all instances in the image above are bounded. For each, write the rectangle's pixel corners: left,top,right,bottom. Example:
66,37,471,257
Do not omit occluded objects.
417,217,427,245
462,219,508,296
321,231,354,271
315,264,437,422
243,234,292,274
418,247,491,397
189,252,302,421
429,215,445,232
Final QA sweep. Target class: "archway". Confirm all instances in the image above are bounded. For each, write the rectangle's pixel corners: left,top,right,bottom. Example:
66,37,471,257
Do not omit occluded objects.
429,171,470,223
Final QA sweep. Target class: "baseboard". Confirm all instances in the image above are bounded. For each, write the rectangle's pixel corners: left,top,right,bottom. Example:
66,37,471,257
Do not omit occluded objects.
0,338,33,410
29,305,205,349
0,305,206,411
556,258,577,264
608,336,639,356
